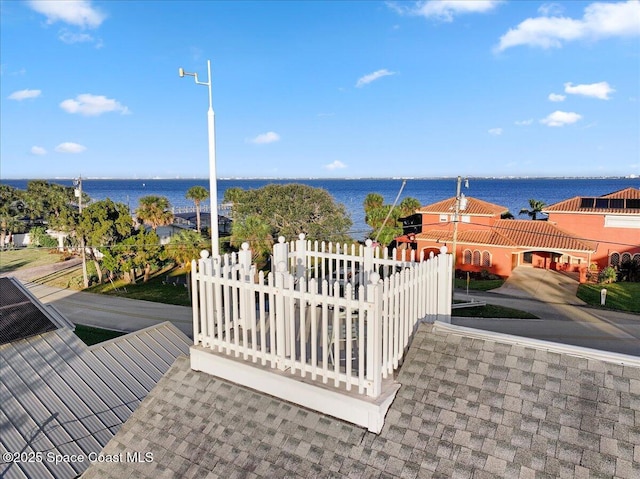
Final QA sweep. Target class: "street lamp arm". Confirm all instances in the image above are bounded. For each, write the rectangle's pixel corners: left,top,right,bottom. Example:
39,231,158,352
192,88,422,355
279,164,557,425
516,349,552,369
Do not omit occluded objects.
178,68,210,87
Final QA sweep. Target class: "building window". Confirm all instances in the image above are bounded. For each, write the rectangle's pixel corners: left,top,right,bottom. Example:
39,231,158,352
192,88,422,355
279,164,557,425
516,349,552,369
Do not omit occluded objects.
472,250,481,266
621,252,632,264
463,249,472,264
610,252,620,267
482,251,491,267
634,254,640,264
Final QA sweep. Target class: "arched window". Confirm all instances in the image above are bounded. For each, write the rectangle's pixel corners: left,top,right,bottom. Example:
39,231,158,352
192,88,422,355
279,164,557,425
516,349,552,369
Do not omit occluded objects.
621,252,632,264
472,250,481,266
610,252,620,267
463,249,472,265
633,254,640,264
482,251,491,267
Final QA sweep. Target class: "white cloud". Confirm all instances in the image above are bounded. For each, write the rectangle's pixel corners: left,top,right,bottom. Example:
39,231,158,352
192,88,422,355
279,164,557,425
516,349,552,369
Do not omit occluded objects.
356,69,396,87
389,0,502,22
249,132,280,144
31,146,47,155
324,160,347,170
27,0,105,28
59,30,94,44
55,142,86,153
496,0,640,51
564,81,615,99
60,94,130,116
488,128,503,136
548,93,566,102
515,119,534,126
8,89,41,100
538,3,565,16
540,110,583,127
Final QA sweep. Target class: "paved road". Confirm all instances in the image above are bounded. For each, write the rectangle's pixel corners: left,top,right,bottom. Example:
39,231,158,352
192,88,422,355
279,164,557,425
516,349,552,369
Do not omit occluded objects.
453,267,640,356
6,261,639,356
26,282,194,338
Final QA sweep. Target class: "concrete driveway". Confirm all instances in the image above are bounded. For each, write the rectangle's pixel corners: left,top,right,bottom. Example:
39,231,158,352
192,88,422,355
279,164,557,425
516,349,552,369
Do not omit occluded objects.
453,266,640,356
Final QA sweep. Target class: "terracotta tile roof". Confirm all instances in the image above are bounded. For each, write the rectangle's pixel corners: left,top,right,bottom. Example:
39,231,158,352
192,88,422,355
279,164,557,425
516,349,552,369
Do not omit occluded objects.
544,187,640,214
416,220,596,252
82,323,640,479
418,197,509,216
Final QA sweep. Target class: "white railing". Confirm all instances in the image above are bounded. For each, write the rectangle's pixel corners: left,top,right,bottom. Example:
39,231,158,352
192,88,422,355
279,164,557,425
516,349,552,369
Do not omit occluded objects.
191,237,452,398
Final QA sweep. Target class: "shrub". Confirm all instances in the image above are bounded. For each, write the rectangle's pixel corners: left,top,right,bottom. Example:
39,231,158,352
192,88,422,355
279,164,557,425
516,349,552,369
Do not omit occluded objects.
29,226,58,248
598,266,617,284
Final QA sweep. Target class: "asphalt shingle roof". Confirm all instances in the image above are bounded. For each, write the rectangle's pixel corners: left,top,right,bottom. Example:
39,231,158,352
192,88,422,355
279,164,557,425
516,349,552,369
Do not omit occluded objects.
82,323,640,479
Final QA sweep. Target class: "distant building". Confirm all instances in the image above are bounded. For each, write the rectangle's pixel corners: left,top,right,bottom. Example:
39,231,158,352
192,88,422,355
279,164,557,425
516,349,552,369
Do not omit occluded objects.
543,187,640,273
396,196,599,278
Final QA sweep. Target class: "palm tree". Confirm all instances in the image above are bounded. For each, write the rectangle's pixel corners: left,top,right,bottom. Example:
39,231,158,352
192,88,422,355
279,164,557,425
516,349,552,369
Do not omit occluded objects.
363,193,384,213
185,186,209,233
230,215,273,267
398,197,421,217
136,196,174,231
519,199,547,220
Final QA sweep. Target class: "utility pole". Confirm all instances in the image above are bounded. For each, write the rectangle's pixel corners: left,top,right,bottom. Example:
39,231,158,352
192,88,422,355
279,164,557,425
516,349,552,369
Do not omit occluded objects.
75,176,89,289
451,176,468,294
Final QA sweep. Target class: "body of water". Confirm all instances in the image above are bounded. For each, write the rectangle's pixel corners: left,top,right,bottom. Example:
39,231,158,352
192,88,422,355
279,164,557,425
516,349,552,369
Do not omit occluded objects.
3,177,638,240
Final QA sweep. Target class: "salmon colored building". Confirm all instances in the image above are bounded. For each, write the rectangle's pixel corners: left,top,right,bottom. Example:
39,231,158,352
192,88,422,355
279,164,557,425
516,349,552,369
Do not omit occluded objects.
542,187,640,273
405,197,597,278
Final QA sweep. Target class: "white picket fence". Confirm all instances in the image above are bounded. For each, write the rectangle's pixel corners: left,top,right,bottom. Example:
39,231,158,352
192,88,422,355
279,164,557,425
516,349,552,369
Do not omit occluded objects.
191,236,452,398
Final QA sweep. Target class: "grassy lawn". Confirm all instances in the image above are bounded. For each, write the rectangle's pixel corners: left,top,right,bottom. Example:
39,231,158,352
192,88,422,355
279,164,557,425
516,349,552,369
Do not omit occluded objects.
0,247,68,273
453,302,539,319
454,278,504,291
577,282,640,314
74,324,127,346
87,268,192,307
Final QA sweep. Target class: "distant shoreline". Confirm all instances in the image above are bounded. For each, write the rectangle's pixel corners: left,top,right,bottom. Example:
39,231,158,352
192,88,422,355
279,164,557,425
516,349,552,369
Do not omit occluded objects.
2,175,638,181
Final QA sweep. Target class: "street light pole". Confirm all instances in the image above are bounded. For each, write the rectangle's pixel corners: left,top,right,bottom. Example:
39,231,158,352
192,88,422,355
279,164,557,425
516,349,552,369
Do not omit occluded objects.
179,60,219,257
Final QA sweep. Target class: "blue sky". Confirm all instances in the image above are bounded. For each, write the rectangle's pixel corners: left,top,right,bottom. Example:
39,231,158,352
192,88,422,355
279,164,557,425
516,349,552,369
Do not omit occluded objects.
1,0,639,179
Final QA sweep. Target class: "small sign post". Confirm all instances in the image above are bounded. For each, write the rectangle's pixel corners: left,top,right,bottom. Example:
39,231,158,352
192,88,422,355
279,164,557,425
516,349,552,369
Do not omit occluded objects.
600,288,607,306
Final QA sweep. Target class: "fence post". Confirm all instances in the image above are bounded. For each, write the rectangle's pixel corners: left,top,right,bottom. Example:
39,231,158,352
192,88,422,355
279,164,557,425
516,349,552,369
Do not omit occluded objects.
363,239,375,285
238,242,253,330
366,272,382,398
294,233,307,286
275,261,288,370
273,236,289,275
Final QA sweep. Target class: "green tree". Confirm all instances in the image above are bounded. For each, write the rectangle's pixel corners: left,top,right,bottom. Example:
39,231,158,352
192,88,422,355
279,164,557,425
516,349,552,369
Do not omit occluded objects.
225,183,352,243
363,193,384,212
101,230,162,284
24,180,88,231
164,230,209,268
185,186,209,233
0,185,26,249
230,214,274,266
519,199,547,220
28,226,58,248
164,230,209,292
363,193,421,246
136,196,174,231
77,199,134,282
398,197,421,217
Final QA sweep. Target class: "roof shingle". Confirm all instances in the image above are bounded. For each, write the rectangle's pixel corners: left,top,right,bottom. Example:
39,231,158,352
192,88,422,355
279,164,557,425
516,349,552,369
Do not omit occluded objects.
82,323,640,478
418,197,509,216
416,220,596,252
